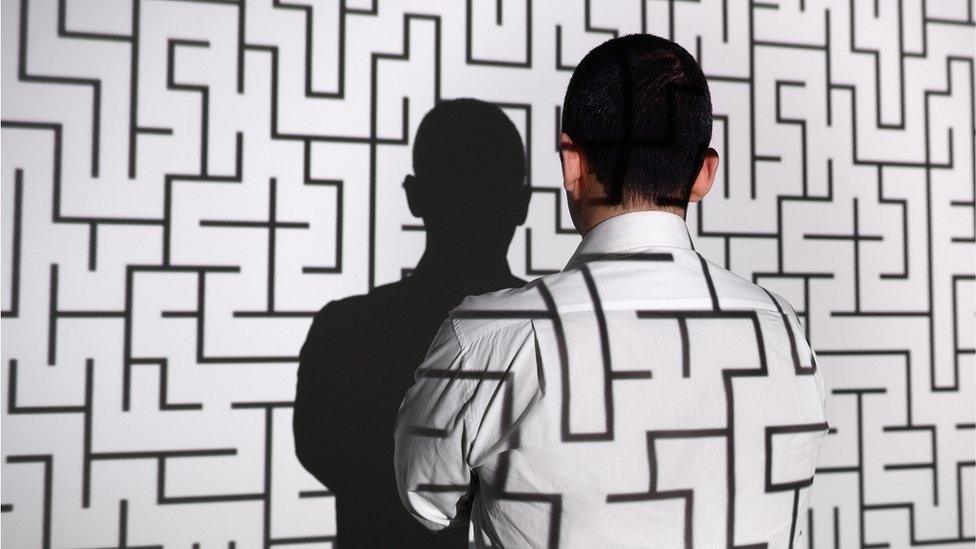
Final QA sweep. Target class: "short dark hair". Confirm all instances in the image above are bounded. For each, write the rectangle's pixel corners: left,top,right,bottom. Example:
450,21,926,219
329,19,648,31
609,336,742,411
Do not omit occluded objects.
560,33,712,209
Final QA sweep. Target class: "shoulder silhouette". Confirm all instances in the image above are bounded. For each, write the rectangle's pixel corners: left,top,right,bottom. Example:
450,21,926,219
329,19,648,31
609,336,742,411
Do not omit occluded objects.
293,98,531,548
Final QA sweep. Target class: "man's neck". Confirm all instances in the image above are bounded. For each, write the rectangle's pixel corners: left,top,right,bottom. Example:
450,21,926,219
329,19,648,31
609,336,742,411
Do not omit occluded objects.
580,204,686,237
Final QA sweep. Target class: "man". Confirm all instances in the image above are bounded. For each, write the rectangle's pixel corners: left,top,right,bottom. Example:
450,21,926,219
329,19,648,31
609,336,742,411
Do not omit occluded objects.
394,34,829,548
294,99,530,547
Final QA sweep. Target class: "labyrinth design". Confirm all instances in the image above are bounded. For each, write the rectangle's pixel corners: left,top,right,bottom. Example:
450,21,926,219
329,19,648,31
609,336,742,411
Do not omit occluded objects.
2,0,974,547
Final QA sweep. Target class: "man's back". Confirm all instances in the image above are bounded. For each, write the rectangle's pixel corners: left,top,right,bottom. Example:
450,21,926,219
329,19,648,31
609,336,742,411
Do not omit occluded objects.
394,211,829,548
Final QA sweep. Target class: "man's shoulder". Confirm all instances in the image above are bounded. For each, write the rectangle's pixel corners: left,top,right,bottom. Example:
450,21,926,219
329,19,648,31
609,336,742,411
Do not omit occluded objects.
692,254,798,314
444,259,804,347
446,271,575,348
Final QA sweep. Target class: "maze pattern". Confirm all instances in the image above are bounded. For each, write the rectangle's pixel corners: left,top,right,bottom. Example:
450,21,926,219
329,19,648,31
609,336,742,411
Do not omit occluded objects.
2,0,974,547
396,241,830,547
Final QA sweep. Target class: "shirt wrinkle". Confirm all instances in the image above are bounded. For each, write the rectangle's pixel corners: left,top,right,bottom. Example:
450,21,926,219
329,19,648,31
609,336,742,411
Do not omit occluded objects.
394,210,829,548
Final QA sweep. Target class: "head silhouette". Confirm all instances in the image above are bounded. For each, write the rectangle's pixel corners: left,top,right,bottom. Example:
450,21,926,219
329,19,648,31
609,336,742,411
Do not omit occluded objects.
404,98,530,252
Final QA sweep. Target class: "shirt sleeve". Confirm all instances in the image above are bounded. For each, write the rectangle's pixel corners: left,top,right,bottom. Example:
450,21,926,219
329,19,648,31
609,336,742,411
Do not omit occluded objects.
790,304,828,423
780,293,829,428
810,345,829,427
393,315,478,533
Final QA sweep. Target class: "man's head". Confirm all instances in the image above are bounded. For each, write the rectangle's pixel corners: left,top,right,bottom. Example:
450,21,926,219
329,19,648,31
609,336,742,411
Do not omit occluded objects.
559,33,719,234
405,98,530,247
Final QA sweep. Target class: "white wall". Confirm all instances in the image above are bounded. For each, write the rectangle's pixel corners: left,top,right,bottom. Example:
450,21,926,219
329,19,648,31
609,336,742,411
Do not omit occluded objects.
2,0,974,546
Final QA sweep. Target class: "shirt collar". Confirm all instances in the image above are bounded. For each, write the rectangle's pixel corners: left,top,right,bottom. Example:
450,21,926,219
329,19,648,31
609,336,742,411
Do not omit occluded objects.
563,210,695,271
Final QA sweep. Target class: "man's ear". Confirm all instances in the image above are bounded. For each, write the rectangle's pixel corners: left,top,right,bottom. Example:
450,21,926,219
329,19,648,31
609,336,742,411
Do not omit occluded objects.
403,174,424,217
559,132,584,202
688,147,719,203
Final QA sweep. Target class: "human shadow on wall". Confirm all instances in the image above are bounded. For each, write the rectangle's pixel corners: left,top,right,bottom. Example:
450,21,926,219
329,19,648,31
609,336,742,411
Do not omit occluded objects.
293,99,531,548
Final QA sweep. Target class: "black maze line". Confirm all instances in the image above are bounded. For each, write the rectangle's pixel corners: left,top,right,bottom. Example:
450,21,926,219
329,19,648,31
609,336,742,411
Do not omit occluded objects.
230,401,336,548
6,359,313,524
199,178,317,318
4,455,53,549
47,260,303,373
407,268,808,544
765,422,831,549
364,14,436,289
449,268,819,545
15,0,973,279
127,358,204,412
6,359,94,510
477,386,566,549
130,0,381,177
160,132,246,265
494,101,533,185
748,158,838,342
18,0,968,350
818,388,975,546
3,400,336,549
16,0,101,178
466,0,532,67
525,208,579,277
562,255,676,438
721,315,771,549
574,252,675,263
805,198,883,317
47,252,329,369
17,0,398,289
413,367,565,548
692,10,974,395
952,275,976,380
0,122,164,275
4,1,973,547
273,0,347,99
814,362,975,546
2,169,23,318
579,264,615,438
606,428,727,549
486,381,562,549
164,269,295,364
611,307,771,548
167,38,212,176
454,249,804,445
534,280,601,442
406,370,511,439
758,287,817,375
493,99,573,280
408,366,562,549
635,310,769,386
298,140,345,276
0,128,336,366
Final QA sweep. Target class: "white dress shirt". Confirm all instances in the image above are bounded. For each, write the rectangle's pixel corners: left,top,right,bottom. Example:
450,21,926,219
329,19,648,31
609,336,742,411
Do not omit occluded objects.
394,210,829,548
